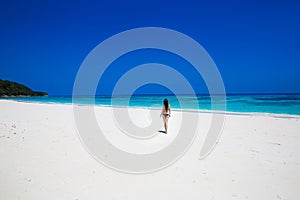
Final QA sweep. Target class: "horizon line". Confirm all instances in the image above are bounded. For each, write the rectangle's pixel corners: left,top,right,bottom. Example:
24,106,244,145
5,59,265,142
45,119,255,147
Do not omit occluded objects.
45,92,300,97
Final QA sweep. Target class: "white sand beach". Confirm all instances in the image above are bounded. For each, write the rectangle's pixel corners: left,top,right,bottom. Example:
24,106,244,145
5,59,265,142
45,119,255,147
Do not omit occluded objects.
0,100,300,200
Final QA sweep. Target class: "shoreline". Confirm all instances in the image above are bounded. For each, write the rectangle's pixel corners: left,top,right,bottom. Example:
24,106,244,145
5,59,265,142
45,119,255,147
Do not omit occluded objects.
1,99,300,119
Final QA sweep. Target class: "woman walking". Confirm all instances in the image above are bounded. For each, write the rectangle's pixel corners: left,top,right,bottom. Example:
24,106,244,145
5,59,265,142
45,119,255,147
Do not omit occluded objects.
160,98,171,134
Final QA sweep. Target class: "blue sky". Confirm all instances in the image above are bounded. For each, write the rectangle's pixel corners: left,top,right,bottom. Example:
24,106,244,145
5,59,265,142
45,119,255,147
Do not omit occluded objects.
0,0,299,95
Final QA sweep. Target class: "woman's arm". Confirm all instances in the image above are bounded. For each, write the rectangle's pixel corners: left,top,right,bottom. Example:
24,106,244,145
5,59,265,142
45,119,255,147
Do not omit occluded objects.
160,106,164,117
169,105,171,117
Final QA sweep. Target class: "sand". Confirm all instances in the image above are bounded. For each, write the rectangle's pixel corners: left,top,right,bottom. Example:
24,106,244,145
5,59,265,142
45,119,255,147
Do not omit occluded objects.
0,100,300,200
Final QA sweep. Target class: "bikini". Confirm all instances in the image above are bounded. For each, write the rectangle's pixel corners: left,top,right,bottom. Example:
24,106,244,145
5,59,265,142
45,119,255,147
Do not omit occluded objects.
162,109,170,117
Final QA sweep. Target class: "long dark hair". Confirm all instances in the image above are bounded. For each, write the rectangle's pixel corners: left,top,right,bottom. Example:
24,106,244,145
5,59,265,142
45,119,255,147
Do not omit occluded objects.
163,98,169,112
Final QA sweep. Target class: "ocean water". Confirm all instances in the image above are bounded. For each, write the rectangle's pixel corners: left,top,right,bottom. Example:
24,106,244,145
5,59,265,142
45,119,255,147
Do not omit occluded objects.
2,94,300,116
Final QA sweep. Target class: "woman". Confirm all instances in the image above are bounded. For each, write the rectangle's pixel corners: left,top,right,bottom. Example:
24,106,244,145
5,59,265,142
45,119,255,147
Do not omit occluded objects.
160,98,171,134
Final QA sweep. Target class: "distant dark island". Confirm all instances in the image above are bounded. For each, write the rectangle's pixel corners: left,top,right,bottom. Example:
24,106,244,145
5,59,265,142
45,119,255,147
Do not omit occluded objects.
0,79,48,97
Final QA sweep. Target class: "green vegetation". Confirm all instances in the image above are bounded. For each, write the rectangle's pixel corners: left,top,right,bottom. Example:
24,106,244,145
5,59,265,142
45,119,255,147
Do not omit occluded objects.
0,79,48,97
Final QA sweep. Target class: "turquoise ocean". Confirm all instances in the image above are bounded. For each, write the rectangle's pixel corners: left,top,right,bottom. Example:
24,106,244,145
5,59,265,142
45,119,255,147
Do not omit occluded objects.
2,94,300,116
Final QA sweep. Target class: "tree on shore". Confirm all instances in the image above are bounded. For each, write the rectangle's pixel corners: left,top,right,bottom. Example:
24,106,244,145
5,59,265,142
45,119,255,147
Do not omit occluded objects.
0,79,48,97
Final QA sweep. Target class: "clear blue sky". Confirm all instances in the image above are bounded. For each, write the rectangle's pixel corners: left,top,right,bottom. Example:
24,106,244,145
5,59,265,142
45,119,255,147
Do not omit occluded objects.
0,0,299,95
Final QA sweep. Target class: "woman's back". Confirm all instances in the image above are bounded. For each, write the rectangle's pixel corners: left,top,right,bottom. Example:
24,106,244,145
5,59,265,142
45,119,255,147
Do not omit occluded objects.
162,105,170,114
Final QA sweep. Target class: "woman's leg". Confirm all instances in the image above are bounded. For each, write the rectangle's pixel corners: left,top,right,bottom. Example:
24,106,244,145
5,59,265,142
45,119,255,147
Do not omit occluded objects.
163,116,167,133
165,116,169,133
